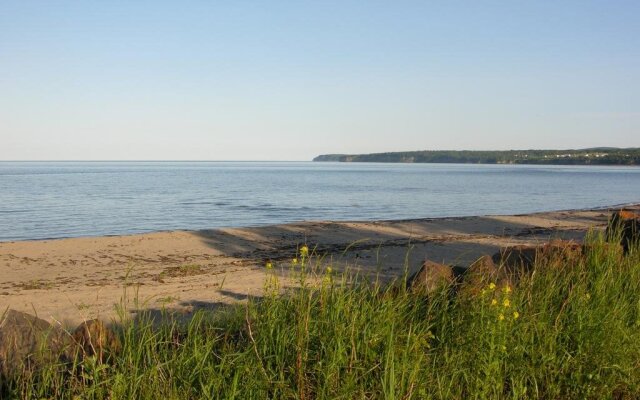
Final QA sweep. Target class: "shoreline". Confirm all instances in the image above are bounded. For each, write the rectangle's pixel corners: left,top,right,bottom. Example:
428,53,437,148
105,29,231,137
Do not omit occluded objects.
1,204,638,325
2,201,638,244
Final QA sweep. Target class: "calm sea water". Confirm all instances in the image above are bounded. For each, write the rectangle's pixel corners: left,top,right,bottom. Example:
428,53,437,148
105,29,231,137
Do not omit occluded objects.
1,161,639,242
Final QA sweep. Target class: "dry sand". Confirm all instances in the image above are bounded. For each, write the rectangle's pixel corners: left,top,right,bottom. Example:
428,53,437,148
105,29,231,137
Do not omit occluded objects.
1,206,635,326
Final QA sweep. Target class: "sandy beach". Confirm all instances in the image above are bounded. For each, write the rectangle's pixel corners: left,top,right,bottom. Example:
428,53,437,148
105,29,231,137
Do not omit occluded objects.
1,205,635,326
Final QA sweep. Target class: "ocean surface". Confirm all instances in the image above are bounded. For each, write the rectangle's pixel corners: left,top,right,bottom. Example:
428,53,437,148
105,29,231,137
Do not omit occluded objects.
1,161,640,242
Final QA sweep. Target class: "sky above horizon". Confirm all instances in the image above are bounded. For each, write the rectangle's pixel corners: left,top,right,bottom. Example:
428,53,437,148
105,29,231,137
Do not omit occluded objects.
1,1,639,161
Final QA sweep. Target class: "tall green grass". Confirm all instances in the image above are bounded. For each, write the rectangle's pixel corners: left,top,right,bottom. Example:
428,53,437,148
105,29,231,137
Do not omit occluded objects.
3,232,640,399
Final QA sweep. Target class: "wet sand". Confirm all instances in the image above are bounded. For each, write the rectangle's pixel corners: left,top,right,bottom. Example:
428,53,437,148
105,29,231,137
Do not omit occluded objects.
1,205,634,326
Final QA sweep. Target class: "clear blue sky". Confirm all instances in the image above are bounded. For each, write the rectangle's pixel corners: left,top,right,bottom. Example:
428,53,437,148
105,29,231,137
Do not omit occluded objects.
1,1,638,160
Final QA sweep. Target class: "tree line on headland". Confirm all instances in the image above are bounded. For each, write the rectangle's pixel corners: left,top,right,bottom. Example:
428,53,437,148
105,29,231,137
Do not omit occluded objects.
313,148,640,165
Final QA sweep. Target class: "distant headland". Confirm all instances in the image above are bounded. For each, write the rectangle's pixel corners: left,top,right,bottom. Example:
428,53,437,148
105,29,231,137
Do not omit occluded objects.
313,148,640,165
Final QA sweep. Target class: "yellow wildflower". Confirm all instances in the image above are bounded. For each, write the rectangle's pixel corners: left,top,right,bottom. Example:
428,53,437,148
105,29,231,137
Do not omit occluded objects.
300,245,309,257
326,267,333,274
292,258,298,264
491,299,498,306
498,313,505,321
503,285,512,294
503,299,510,308
488,283,496,290
265,261,273,269
513,311,520,320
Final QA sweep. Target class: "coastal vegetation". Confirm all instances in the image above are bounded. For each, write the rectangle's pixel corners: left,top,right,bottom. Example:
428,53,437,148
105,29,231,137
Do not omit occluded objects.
2,233,640,399
313,147,640,165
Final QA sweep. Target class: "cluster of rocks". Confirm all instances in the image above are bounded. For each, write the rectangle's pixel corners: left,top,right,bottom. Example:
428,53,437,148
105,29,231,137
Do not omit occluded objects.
408,240,584,296
0,310,120,379
409,209,639,296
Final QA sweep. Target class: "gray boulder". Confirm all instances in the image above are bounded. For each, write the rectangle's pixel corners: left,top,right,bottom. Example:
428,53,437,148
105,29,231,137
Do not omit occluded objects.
0,309,70,378
459,255,510,297
71,319,121,362
607,210,640,254
408,260,454,295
